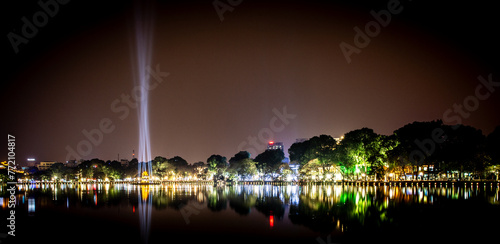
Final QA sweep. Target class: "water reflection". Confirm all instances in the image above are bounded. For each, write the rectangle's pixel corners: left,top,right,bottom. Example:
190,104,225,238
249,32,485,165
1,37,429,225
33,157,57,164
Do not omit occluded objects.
139,186,152,244
5,183,500,243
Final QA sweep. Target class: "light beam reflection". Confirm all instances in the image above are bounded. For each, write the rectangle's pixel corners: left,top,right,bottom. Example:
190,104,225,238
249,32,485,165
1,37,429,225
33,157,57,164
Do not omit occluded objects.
132,1,155,242
138,185,153,244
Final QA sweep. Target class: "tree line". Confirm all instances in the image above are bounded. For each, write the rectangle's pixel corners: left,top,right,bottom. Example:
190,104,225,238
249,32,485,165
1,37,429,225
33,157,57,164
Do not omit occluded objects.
21,120,500,182
291,121,499,181
24,150,290,182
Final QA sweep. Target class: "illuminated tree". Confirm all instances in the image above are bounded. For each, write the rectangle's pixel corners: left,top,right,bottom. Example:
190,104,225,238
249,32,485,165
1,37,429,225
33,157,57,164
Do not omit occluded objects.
278,163,293,181
254,149,284,180
368,134,399,179
289,140,312,166
289,135,338,181
207,154,228,181
168,156,190,180
229,151,251,164
192,161,207,180
299,159,321,181
335,128,381,180
228,158,258,181
308,135,337,179
227,151,257,180
152,157,169,179
487,126,500,180
50,163,67,181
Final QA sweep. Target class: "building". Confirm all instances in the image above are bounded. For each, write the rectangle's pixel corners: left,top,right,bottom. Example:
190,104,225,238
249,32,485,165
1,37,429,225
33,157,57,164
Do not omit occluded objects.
267,141,289,162
267,141,292,172
120,159,130,167
65,160,78,168
37,161,56,171
267,141,284,151
289,161,300,177
27,158,36,167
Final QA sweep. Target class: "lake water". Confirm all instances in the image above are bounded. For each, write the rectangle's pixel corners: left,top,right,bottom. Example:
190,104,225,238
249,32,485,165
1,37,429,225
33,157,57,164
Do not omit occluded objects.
1,183,499,244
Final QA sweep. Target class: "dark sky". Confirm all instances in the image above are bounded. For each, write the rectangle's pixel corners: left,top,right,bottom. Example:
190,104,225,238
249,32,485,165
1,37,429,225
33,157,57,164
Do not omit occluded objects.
2,0,499,166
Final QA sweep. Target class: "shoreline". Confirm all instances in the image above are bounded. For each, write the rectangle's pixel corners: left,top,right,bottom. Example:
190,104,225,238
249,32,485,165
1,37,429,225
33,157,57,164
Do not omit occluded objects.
9,180,500,188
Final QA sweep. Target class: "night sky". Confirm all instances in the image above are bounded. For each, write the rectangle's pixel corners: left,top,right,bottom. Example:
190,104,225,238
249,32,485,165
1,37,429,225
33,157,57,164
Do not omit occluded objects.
2,0,499,166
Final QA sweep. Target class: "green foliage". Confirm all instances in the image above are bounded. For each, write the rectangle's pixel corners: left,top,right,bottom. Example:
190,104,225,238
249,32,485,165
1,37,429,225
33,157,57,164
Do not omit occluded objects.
20,121,497,182
289,135,338,180
334,128,383,179
289,140,311,166
207,154,228,181
228,158,258,181
192,161,208,180
254,149,284,180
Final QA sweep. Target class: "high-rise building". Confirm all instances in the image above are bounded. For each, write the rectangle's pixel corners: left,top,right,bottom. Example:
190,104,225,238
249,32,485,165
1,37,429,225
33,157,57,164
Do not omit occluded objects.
267,141,291,165
121,159,130,167
38,161,56,171
267,141,284,151
27,158,36,167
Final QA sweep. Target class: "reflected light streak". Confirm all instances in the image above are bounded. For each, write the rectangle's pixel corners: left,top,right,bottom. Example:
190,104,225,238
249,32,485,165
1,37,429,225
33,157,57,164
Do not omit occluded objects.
138,186,153,244
28,198,35,214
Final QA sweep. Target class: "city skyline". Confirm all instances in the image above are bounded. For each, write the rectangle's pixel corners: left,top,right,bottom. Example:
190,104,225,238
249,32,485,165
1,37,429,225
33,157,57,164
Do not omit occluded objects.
9,120,500,168
2,0,499,166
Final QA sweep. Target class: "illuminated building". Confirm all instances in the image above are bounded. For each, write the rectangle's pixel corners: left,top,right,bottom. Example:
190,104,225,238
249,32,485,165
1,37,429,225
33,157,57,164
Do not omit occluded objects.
66,160,78,168
27,158,36,167
267,141,290,164
289,161,300,177
267,141,284,151
37,161,56,171
121,159,130,167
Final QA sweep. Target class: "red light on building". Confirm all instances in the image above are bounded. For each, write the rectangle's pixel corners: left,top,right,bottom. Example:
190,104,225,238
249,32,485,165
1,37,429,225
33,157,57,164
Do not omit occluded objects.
269,141,274,145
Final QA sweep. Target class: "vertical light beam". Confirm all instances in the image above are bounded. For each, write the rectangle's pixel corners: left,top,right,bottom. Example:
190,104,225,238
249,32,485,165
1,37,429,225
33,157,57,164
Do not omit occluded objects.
132,1,155,243
133,0,155,179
